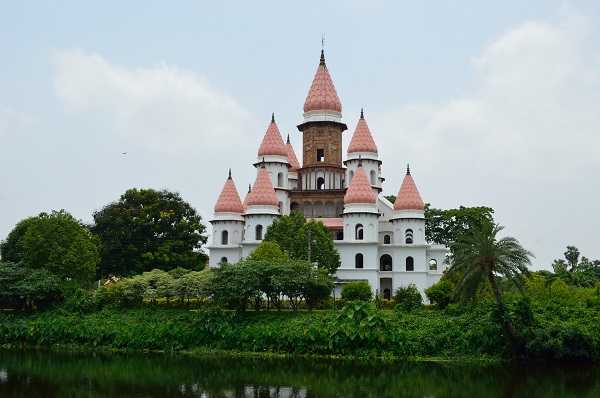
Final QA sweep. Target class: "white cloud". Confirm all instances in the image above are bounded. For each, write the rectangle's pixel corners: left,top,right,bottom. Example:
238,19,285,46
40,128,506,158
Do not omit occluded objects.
370,6,600,268
0,107,37,141
53,49,255,153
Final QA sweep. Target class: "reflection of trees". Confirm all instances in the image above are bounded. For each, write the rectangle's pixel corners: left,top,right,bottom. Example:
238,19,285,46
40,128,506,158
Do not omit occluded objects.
1,350,599,397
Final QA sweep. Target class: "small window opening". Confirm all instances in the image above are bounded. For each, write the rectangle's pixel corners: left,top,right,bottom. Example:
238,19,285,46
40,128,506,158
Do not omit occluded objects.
220,257,228,263
406,256,414,271
317,177,325,190
317,149,324,162
384,234,391,244
355,224,364,240
256,225,263,241
221,230,228,245
355,253,364,269
405,229,413,244
429,259,438,270
380,254,393,271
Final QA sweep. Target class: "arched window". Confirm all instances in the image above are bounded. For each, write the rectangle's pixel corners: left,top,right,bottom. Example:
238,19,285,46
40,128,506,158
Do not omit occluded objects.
380,254,393,271
256,225,263,241
349,170,354,184
277,172,284,187
221,230,228,245
220,257,228,263
290,202,300,212
405,229,413,244
406,256,414,271
384,234,391,244
429,259,438,270
279,201,284,215
370,170,376,185
355,224,364,240
317,177,325,190
384,288,391,300
355,253,364,269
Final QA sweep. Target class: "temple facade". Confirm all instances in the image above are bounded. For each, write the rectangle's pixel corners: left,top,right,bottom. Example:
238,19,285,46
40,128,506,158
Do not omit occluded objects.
207,50,446,298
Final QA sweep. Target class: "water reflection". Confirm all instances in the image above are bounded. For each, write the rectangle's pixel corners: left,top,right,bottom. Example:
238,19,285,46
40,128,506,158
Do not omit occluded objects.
0,349,598,397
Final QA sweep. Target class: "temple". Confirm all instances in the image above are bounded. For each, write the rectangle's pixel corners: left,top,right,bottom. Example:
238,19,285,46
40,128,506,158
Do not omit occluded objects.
207,50,446,298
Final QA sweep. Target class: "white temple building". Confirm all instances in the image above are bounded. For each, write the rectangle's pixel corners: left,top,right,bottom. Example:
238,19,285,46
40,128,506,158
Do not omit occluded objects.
207,50,446,298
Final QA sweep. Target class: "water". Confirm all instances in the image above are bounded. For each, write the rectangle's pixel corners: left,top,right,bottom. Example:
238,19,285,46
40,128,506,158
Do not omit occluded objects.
0,349,598,397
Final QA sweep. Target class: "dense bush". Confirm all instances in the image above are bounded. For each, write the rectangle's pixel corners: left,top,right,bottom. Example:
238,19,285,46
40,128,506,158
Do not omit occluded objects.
340,281,372,302
424,279,454,309
393,284,423,312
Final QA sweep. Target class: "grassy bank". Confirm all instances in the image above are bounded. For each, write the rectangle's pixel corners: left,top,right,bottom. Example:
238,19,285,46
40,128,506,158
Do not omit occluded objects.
1,298,598,361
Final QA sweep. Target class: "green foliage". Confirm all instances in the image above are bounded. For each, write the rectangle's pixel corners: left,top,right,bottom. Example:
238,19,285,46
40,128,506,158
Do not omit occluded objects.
424,278,454,309
425,204,495,248
340,281,373,302
525,272,550,301
264,211,341,274
564,245,580,269
549,278,571,300
247,241,289,262
91,188,208,278
1,210,100,282
205,261,260,311
393,284,423,312
0,262,62,310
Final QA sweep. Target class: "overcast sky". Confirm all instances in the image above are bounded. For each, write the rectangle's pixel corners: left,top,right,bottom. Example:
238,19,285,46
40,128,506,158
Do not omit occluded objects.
1,1,599,270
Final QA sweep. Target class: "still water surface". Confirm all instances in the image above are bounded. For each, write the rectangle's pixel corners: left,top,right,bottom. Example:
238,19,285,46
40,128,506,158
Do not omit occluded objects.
0,349,598,397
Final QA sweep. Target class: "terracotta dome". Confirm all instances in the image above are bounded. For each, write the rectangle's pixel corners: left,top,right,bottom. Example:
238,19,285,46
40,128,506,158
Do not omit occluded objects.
348,109,378,154
394,166,425,211
303,50,342,113
214,171,244,213
246,166,279,207
344,164,376,205
257,114,287,157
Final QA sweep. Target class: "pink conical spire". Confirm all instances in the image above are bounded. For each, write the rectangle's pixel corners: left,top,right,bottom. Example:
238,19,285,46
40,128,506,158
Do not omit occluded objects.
348,109,378,154
285,134,301,172
242,183,251,213
257,113,287,157
344,164,376,205
246,166,279,207
214,170,244,213
303,50,342,113
394,165,425,211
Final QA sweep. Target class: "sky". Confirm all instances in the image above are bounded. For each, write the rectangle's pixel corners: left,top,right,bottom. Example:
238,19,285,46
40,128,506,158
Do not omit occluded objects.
1,1,599,271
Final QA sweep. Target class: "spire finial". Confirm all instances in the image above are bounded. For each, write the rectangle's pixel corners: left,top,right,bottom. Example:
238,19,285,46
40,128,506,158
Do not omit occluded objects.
248,183,252,193
261,157,266,168
271,112,275,123
320,46,326,67
286,134,290,144
358,154,362,167
407,164,411,175
228,168,232,179
360,108,364,119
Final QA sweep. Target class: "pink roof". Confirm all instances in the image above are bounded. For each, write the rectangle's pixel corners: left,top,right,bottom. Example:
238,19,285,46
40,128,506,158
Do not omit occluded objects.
348,110,378,154
317,218,344,228
257,114,287,157
246,166,279,207
303,50,342,113
242,184,251,213
285,134,301,172
394,166,425,210
344,164,376,205
214,170,244,213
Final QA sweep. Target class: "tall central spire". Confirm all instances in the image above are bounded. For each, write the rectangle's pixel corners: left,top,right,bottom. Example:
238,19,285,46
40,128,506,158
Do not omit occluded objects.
303,50,342,114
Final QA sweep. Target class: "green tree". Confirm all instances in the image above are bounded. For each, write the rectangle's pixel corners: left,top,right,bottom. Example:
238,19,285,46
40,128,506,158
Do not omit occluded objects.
205,261,260,312
0,262,62,310
447,220,534,350
424,278,454,309
1,210,100,282
271,260,333,312
564,246,580,269
393,284,423,312
340,281,373,302
91,188,208,277
247,241,289,263
425,204,495,248
264,211,341,274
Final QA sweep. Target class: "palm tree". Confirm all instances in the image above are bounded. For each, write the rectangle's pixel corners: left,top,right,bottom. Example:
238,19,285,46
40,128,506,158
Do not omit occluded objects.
447,220,534,349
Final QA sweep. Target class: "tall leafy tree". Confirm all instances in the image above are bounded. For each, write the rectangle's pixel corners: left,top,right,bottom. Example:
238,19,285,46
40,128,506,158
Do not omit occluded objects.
0,210,100,282
91,188,207,277
564,245,580,269
425,204,495,247
447,220,534,350
263,211,341,274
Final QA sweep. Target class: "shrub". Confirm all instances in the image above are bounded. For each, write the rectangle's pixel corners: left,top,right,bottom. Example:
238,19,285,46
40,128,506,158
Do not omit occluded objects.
424,279,454,309
393,284,422,312
340,281,372,302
